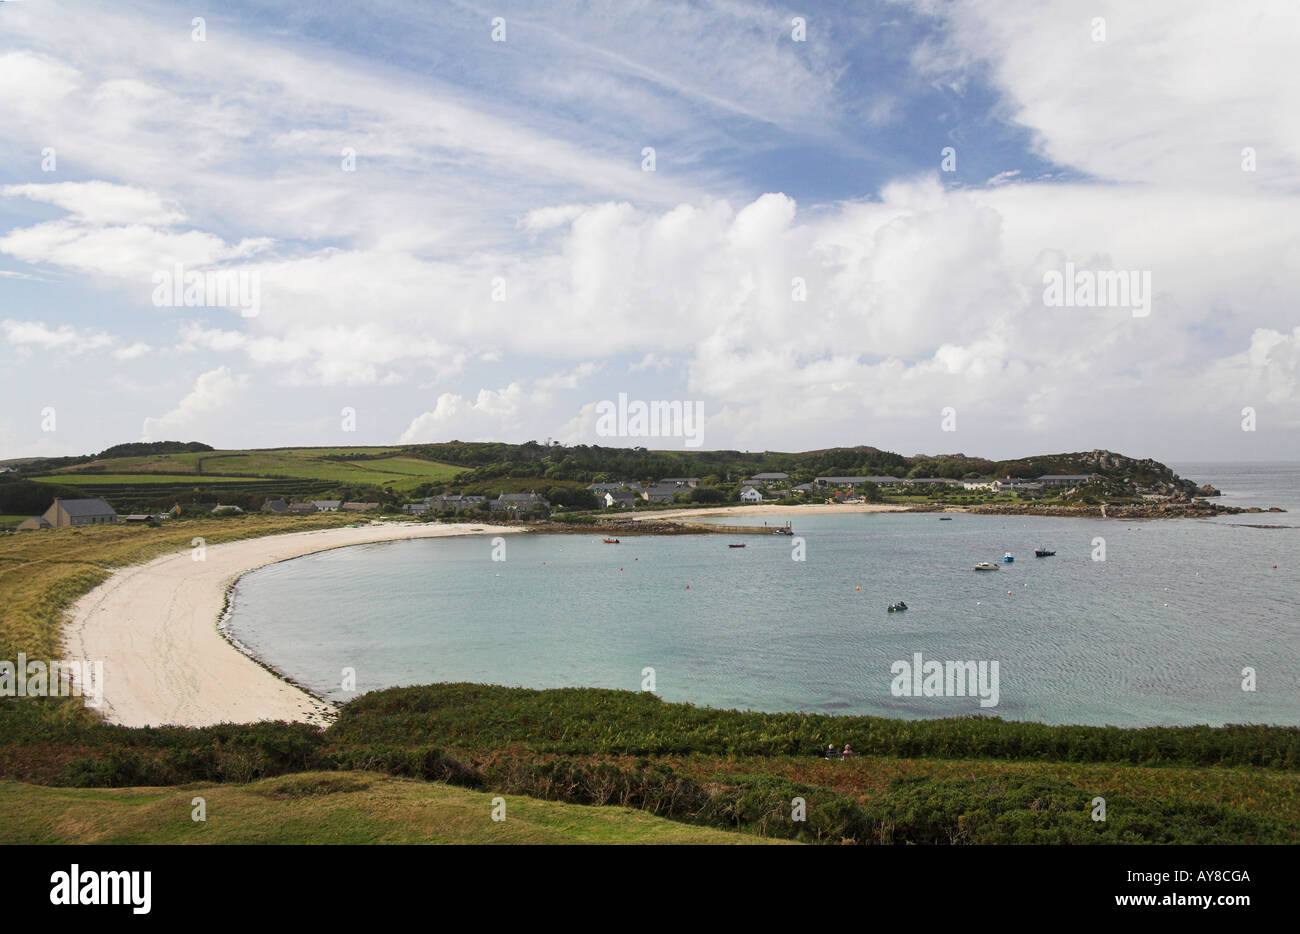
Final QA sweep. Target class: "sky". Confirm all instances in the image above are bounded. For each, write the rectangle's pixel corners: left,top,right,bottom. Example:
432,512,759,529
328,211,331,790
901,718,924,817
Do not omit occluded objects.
1,0,1297,462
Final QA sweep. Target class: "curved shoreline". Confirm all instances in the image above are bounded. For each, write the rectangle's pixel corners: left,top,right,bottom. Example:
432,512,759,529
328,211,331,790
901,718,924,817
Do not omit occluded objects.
62,521,522,728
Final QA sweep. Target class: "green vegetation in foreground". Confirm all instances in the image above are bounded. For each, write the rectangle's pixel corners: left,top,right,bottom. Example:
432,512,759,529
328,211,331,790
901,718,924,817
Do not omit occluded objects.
2,519,1297,844
0,772,777,844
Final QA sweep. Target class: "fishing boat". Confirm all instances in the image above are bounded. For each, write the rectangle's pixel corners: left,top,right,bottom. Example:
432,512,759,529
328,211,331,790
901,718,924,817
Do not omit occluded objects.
887,601,908,612
973,562,998,571
1002,552,1015,563
729,543,746,548
602,538,620,544
1034,547,1056,557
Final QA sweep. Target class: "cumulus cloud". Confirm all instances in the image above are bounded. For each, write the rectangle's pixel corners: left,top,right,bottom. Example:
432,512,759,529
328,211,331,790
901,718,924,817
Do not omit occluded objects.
400,383,534,443
140,367,248,442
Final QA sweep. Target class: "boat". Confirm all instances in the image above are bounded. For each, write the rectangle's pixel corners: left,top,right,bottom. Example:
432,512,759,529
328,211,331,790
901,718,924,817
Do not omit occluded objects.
938,516,953,521
1034,547,1056,557
602,538,620,544
887,601,908,612
771,527,794,536
973,562,998,571
1002,552,1015,563
729,543,746,548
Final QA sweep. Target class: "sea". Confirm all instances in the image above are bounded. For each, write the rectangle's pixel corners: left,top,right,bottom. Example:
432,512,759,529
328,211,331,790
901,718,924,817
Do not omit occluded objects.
224,461,1300,727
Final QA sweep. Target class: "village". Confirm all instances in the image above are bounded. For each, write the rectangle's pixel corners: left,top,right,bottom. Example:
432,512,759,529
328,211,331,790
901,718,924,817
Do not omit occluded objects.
11,472,1110,529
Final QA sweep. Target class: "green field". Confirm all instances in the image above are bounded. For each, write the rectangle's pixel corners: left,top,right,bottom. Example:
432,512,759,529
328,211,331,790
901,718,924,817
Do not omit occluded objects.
33,447,463,497
33,474,264,485
0,772,776,844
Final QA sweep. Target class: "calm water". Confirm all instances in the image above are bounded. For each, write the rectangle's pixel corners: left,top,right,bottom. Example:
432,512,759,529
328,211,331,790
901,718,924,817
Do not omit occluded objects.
226,463,1300,727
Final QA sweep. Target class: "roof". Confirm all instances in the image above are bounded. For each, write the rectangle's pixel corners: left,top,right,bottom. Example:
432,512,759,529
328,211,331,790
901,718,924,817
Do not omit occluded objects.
750,472,789,479
52,497,116,517
1038,474,1096,481
658,477,699,482
312,500,342,507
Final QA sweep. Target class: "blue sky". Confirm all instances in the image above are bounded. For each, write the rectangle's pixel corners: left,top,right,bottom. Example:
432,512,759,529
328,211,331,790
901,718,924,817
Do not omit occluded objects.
1,0,1297,461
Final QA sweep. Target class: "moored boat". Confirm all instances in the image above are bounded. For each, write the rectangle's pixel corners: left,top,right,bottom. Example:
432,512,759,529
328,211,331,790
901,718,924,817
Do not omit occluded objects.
603,538,620,544
1002,552,1015,563
973,562,998,571
1034,547,1056,557
729,543,746,548
887,601,908,612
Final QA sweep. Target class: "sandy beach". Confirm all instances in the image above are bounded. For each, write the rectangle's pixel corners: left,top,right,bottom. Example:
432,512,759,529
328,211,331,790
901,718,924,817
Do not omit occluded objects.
62,521,520,729
628,502,912,522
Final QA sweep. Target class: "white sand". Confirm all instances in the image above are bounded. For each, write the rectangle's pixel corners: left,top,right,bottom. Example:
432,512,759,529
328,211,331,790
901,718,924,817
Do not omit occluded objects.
629,502,911,522
62,521,520,728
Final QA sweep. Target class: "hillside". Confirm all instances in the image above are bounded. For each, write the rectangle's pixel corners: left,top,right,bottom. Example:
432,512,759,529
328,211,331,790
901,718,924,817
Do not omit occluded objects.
0,440,1212,517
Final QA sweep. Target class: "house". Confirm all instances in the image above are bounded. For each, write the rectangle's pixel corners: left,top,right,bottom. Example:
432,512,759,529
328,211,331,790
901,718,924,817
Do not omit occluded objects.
341,502,378,512
792,482,814,494
658,477,700,488
814,476,891,488
402,503,430,515
288,502,317,514
604,491,639,509
587,482,642,494
261,499,290,514
744,472,789,486
739,485,763,503
491,492,550,513
641,485,680,504
1004,481,1044,494
42,497,118,528
1037,474,1099,488
960,479,999,491
16,516,52,530
311,500,341,512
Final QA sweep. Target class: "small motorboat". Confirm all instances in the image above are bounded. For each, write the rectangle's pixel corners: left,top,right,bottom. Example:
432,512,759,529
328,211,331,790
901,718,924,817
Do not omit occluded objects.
729,543,746,548
887,601,908,612
603,538,620,544
1002,552,1015,563
973,562,999,571
1035,547,1056,557
939,516,953,521
771,527,794,536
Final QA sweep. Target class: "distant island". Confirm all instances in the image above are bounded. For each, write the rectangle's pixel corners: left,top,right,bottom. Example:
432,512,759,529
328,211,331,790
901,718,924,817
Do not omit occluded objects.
0,441,1282,530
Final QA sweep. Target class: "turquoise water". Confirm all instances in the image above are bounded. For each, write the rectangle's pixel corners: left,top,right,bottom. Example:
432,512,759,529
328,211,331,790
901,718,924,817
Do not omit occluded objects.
226,463,1300,727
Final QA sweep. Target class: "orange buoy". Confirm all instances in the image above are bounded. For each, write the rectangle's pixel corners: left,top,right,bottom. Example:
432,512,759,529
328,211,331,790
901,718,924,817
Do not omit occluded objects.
856,586,860,591
685,585,690,589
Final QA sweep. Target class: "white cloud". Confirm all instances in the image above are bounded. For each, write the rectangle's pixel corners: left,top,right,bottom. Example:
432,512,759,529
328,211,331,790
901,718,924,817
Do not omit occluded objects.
2,319,114,354
400,383,534,443
3,182,185,226
140,367,248,442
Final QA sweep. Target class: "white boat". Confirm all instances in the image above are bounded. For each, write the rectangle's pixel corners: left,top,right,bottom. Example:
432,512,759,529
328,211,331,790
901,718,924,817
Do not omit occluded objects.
973,562,999,571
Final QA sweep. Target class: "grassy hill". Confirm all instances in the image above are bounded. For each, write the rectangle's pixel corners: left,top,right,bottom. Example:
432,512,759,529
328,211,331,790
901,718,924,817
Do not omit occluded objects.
0,772,778,844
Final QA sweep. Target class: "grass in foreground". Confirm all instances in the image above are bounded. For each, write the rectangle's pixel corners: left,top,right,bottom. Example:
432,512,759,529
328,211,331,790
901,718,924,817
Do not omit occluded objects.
0,771,779,844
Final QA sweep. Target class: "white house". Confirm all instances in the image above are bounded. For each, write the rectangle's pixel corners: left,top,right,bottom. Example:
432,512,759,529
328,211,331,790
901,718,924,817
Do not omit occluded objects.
739,485,763,503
